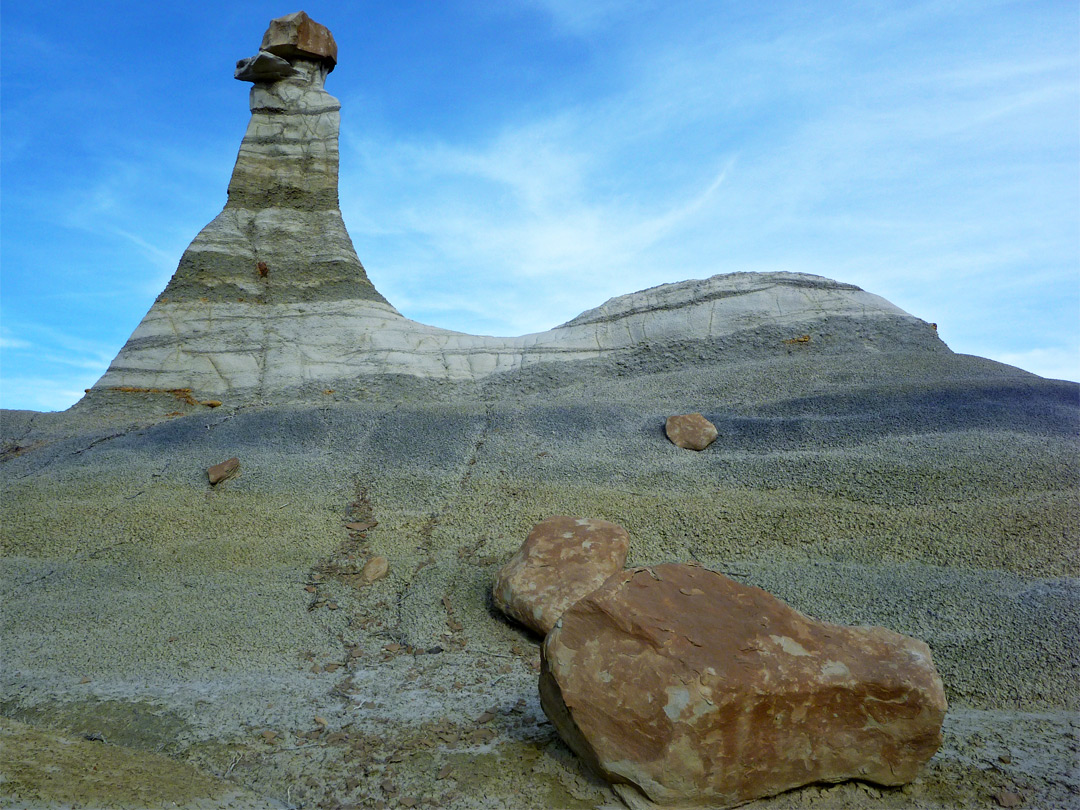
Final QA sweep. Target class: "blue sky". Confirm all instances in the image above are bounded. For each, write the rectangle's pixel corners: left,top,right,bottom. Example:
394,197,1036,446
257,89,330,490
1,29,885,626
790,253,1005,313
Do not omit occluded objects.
2,1,1077,411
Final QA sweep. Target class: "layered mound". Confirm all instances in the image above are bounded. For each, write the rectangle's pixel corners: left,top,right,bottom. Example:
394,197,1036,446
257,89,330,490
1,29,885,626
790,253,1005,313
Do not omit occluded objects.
84,11,943,404
91,267,944,401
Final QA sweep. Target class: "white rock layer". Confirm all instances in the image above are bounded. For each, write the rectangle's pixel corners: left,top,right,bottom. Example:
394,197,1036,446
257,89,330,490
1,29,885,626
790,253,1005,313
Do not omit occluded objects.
93,273,923,398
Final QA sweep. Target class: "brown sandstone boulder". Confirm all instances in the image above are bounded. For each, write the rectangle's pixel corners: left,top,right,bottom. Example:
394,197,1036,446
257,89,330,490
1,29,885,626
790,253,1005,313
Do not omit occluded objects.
665,413,718,450
493,516,630,636
260,11,338,69
540,563,947,808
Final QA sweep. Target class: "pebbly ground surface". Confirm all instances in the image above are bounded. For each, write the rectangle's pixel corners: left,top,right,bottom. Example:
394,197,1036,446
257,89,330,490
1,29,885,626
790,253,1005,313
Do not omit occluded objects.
2,335,1078,809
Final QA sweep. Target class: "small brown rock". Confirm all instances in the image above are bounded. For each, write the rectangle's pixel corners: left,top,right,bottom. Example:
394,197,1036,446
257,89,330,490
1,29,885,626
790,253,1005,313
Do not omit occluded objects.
994,791,1023,808
346,521,378,532
207,457,240,485
493,515,630,636
665,413,718,450
361,556,390,584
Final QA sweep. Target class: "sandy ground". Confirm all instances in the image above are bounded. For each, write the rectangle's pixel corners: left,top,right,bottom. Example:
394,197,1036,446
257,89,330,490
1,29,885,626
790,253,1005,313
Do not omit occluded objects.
2,335,1078,809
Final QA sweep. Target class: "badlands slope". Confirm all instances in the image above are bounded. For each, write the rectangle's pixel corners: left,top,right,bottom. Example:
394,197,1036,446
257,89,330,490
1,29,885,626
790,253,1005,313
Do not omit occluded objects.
3,309,1077,809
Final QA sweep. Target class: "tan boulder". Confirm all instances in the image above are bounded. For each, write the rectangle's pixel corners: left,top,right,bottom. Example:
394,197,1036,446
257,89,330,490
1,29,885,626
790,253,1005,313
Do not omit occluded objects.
493,516,630,636
665,413,718,450
206,457,239,485
540,563,947,808
361,556,389,584
260,11,338,69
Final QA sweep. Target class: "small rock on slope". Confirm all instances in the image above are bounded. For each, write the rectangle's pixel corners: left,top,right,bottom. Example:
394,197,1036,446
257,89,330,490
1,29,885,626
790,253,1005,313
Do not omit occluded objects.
207,457,239,485
665,413,718,450
361,556,389,584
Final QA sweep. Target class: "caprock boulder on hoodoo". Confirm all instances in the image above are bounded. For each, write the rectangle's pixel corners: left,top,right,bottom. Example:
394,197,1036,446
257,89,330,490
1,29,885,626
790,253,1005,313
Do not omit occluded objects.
81,12,946,410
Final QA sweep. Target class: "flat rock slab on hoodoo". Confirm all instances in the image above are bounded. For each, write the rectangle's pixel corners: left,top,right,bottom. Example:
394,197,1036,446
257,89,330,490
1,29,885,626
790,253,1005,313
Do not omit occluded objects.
234,50,297,82
540,563,947,808
665,413,718,451
493,516,630,636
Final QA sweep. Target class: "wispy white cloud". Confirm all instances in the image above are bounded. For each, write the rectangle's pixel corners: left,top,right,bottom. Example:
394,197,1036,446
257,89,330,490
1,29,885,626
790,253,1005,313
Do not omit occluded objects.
0,334,33,350
0,375,98,413
343,127,738,334
344,0,1076,345
106,226,182,273
519,0,650,35
992,347,1079,383
0,323,110,411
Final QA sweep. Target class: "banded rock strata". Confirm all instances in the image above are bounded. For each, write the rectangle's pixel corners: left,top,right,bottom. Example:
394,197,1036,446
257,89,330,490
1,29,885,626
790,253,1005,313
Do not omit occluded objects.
88,13,945,405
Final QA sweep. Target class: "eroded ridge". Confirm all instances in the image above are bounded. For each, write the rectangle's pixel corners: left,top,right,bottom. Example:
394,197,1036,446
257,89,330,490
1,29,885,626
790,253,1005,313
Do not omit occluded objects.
85,14,944,407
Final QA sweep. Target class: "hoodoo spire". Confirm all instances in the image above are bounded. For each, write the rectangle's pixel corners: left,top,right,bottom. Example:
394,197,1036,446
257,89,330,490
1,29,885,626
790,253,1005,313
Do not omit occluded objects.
159,10,387,309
